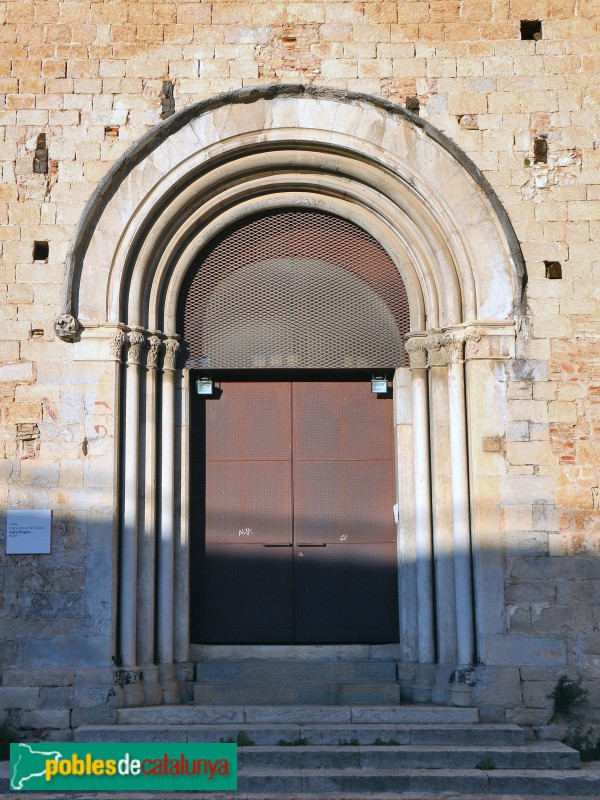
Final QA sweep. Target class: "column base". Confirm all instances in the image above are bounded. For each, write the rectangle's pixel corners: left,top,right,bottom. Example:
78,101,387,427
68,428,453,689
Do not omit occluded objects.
159,663,181,704
119,667,145,707
411,664,437,703
142,665,163,706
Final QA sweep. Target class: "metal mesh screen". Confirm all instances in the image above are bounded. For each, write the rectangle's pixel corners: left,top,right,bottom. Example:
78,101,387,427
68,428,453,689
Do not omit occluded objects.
178,209,410,370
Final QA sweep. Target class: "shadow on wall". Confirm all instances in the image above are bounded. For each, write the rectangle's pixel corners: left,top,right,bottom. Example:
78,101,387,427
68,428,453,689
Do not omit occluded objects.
0,509,598,671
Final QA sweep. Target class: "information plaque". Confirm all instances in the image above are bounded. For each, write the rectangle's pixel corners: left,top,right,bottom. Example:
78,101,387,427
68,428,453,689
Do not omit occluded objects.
6,509,52,554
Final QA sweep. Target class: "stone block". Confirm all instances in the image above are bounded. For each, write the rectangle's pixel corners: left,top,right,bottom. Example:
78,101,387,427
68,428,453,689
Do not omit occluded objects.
1,668,76,687
0,361,34,382
20,709,71,729
73,685,120,709
480,635,567,666
548,401,578,423
503,531,549,556
502,504,533,531
501,476,555,506
40,687,73,709
506,440,555,466
522,680,556,709
505,707,553,726
0,687,40,710
71,708,119,727
471,666,522,708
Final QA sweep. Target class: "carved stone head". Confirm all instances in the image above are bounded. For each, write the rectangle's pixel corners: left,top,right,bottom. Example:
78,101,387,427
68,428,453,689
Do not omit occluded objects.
54,314,81,342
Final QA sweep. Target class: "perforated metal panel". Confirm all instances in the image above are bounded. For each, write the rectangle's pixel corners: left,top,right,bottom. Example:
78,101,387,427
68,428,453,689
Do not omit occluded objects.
178,210,410,369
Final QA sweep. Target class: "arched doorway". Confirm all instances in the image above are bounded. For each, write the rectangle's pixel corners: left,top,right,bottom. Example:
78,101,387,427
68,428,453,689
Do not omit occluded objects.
178,208,411,644
59,86,524,705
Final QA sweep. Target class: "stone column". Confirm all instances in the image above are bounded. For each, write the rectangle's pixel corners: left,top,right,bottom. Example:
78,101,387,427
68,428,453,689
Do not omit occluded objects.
138,334,162,705
426,334,458,669
464,326,514,663
405,336,435,667
444,332,475,668
393,367,418,668
120,330,145,672
158,335,180,702
174,367,190,666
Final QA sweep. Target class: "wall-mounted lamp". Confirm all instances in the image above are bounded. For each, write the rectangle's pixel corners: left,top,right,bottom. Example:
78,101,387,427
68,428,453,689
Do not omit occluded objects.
371,377,389,394
196,377,215,396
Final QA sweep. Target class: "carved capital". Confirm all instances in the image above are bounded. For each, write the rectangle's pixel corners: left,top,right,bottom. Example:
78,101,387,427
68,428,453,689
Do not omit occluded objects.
109,330,127,361
465,330,483,358
404,336,428,369
424,334,446,367
146,335,162,369
54,314,81,342
163,337,180,371
127,331,146,365
443,332,466,363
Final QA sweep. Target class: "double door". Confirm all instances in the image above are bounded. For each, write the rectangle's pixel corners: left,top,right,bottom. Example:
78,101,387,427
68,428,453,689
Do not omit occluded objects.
190,377,398,644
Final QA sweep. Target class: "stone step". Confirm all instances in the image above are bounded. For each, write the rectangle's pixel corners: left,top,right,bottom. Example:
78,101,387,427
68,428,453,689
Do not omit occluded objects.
118,704,479,725
237,743,580,771
232,768,600,795
75,722,524,746
195,659,398,683
193,682,401,705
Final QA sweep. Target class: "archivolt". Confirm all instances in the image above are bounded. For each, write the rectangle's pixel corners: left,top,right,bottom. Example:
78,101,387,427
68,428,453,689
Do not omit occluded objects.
65,85,524,333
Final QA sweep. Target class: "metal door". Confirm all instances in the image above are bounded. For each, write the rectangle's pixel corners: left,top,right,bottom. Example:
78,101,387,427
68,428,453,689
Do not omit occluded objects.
191,377,398,644
190,381,294,643
292,381,398,643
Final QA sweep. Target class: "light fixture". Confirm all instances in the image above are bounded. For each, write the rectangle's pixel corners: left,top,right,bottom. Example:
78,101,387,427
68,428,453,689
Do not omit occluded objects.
371,377,389,394
196,377,214,396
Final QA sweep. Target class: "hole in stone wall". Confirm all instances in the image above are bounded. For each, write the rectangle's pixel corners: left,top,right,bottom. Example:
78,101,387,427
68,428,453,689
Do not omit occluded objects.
534,136,548,164
545,261,562,279
160,80,175,120
104,126,119,138
33,132,48,174
30,329,44,339
458,114,478,130
521,20,542,40
17,423,40,459
33,241,49,262
406,96,420,115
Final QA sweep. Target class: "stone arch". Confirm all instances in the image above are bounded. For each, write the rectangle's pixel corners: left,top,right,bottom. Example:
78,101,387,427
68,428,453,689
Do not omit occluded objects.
61,86,522,705
64,85,524,331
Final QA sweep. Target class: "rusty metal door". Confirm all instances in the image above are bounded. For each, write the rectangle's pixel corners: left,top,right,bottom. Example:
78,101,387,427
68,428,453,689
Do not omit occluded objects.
190,381,294,643
191,377,398,644
292,381,398,643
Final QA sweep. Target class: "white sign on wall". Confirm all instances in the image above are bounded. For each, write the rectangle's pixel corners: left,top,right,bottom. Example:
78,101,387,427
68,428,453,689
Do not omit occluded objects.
6,509,52,554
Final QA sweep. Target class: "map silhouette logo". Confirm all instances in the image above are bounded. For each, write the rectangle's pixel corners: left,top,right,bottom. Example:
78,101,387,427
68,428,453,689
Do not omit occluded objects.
11,743,62,790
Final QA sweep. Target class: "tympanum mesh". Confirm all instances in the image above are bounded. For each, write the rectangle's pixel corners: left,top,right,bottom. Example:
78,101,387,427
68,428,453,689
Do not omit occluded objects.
178,209,410,369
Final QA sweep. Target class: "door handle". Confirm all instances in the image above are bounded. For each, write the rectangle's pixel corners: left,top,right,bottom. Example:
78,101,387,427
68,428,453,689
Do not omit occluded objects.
263,543,292,547
297,543,327,547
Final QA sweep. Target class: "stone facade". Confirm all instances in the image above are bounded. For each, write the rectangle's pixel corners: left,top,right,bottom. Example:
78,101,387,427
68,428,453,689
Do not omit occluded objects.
1,0,599,739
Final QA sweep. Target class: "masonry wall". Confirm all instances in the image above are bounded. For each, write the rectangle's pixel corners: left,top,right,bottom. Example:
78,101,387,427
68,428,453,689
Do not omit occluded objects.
1,0,600,735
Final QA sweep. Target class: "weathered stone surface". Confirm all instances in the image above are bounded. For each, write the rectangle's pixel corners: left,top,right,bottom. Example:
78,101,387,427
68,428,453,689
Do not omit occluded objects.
480,636,567,666
20,709,71,729
0,687,40,710
1,0,599,734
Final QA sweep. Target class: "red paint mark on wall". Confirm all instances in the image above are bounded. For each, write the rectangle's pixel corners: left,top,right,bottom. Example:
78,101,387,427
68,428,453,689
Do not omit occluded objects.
41,397,57,421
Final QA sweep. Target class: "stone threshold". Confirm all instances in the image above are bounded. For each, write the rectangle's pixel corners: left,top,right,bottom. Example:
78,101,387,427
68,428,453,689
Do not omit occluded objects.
190,644,402,661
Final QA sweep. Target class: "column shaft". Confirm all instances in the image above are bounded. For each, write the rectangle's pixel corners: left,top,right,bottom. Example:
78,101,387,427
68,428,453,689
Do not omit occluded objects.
120,331,145,667
413,367,436,663
157,337,179,666
447,351,475,666
158,370,175,664
137,337,160,667
174,368,190,663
